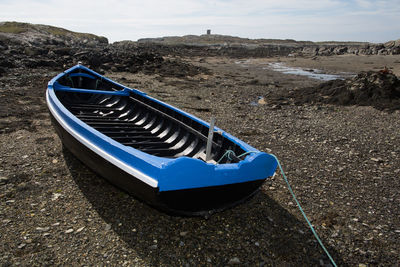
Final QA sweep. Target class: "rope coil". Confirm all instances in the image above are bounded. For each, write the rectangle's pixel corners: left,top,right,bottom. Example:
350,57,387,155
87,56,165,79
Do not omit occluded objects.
217,150,258,163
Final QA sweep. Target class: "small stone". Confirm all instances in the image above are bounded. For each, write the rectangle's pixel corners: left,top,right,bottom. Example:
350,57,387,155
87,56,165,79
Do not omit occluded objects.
52,222,60,226
17,182,28,190
2,219,11,224
254,242,260,246
43,233,51,237
358,264,367,267
6,200,15,204
22,155,28,159
0,176,9,185
36,227,50,232
105,224,112,231
271,104,281,110
18,243,26,249
65,228,74,234
258,97,266,105
51,193,62,201
149,244,158,250
76,226,85,233
370,157,384,163
52,159,58,164
180,231,188,237
228,257,241,265
179,241,185,247
331,231,339,238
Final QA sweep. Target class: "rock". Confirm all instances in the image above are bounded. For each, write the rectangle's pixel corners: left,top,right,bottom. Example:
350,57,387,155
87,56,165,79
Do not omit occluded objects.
258,97,266,105
105,224,112,231
290,70,400,111
51,193,62,201
149,244,158,250
75,226,85,233
179,231,188,237
370,157,384,163
0,176,9,185
23,59,57,68
17,243,26,249
24,46,46,56
36,227,50,232
17,182,28,191
0,58,15,68
271,104,281,110
52,47,73,56
0,66,5,76
65,228,74,234
228,257,241,265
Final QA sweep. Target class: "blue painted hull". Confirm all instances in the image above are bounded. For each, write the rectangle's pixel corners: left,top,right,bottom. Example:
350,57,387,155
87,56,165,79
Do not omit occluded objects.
46,64,278,215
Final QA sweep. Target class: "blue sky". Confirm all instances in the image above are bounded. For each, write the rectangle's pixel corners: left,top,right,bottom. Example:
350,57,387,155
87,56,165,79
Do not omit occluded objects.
0,0,399,43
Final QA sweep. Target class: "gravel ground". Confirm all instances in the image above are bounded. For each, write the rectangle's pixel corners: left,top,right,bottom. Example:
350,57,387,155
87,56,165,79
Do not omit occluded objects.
0,56,399,266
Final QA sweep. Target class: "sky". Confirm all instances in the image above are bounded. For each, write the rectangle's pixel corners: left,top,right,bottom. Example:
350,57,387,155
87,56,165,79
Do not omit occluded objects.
0,0,399,43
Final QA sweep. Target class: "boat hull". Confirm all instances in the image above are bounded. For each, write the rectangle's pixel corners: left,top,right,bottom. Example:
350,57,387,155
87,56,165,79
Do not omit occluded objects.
50,113,266,216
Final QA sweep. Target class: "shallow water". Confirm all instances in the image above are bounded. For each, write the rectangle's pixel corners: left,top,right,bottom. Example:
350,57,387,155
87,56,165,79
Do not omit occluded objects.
265,62,352,81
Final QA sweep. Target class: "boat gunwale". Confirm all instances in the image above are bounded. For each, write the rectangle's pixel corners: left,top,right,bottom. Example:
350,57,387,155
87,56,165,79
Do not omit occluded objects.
47,64,258,155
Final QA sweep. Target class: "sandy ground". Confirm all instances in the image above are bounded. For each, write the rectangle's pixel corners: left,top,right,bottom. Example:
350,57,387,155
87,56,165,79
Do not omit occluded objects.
0,55,399,266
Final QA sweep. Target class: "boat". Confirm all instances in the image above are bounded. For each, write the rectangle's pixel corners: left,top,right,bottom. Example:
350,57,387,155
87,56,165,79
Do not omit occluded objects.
46,64,278,216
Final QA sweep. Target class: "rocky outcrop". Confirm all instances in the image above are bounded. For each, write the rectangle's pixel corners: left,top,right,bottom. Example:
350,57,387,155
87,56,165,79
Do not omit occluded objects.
0,22,208,78
297,39,400,56
138,34,400,57
289,70,400,111
0,21,108,47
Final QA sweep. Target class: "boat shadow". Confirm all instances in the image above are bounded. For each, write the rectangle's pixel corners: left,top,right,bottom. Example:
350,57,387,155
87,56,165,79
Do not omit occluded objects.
63,148,345,266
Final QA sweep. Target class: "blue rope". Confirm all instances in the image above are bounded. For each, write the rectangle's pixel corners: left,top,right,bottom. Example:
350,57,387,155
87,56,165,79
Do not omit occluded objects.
271,154,337,267
217,150,337,266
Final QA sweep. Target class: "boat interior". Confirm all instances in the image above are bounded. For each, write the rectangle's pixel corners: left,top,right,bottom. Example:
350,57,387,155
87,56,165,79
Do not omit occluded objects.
53,68,248,164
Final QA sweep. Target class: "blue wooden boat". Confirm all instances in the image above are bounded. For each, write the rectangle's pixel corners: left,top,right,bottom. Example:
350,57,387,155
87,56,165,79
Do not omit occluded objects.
46,64,278,216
